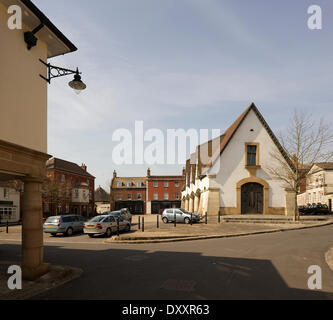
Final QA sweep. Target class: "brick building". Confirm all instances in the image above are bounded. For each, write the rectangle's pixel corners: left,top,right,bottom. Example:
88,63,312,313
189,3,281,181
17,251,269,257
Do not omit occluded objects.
43,158,95,217
110,171,146,214
110,169,185,214
146,168,185,214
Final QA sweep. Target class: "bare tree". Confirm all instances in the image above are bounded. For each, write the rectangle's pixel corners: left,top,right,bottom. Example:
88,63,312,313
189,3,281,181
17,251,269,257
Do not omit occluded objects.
268,110,333,221
41,178,72,217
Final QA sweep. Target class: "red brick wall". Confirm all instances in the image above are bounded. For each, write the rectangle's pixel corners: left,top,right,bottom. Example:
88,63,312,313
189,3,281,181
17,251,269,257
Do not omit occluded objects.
147,176,184,201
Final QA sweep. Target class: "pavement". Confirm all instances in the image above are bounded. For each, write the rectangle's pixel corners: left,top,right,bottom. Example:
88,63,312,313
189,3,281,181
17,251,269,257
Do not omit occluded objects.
0,262,83,300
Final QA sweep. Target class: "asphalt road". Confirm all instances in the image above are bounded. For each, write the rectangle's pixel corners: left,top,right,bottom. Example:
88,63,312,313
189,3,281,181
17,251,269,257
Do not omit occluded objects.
1,224,333,300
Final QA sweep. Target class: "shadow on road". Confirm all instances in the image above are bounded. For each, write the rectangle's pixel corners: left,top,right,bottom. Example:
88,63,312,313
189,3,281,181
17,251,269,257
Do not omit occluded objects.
0,243,332,300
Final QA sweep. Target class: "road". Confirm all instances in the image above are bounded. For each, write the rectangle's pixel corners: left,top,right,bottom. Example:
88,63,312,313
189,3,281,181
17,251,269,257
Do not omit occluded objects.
0,224,333,299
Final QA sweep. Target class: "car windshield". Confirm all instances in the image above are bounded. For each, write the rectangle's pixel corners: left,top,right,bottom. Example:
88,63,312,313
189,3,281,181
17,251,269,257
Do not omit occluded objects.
89,216,107,222
180,209,191,214
109,211,121,216
45,217,59,223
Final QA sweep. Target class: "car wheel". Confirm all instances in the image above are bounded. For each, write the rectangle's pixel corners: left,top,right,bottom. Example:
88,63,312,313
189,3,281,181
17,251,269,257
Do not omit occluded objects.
66,227,73,237
184,217,190,224
105,228,112,238
125,224,131,232
162,217,168,224
88,234,94,238
51,233,57,236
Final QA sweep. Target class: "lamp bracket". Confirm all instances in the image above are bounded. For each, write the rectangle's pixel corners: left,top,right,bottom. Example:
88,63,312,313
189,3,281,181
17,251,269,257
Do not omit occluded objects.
39,59,81,84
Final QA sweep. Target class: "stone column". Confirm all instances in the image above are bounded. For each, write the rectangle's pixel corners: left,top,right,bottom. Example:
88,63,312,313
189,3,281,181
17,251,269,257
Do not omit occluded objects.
22,178,50,280
194,194,200,213
185,197,189,211
189,195,194,213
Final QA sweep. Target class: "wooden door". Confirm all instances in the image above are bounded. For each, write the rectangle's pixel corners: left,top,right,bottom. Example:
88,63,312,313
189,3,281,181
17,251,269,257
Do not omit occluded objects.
241,183,263,214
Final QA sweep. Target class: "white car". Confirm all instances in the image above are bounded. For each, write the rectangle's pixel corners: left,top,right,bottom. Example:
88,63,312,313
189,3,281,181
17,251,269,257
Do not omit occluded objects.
83,215,131,238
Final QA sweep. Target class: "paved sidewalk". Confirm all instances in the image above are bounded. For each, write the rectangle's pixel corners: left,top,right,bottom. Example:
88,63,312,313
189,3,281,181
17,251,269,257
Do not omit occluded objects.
108,216,333,244
0,262,83,300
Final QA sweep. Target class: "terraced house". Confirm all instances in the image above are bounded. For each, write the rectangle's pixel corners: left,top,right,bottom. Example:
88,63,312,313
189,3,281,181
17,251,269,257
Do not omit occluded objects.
43,158,95,217
110,169,185,214
181,103,296,216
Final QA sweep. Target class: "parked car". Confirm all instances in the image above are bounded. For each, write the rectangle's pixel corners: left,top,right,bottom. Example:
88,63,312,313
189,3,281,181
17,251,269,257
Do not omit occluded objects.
161,208,201,224
43,215,87,236
301,203,330,215
106,209,132,223
83,214,131,238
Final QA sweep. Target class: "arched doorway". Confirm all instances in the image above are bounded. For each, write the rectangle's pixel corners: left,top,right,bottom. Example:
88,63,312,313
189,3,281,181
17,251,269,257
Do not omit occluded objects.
241,183,263,214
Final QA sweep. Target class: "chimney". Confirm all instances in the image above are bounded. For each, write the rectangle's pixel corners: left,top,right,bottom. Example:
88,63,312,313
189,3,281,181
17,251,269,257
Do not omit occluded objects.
81,163,87,172
113,170,117,179
147,168,151,177
182,167,186,177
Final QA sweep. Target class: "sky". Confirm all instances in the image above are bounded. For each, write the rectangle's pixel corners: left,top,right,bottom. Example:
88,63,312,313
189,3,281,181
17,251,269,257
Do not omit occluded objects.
33,0,333,190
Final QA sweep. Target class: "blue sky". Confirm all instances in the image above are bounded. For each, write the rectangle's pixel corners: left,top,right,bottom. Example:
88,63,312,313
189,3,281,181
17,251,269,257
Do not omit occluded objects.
33,0,333,189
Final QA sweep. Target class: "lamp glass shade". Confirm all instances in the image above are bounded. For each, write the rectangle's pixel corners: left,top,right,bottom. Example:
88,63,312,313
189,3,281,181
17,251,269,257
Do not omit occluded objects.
68,73,86,93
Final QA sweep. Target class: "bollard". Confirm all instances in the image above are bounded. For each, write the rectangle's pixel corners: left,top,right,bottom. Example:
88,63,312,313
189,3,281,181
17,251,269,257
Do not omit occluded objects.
157,215,159,229
6,221,9,233
174,212,176,227
205,213,207,225
142,217,144,232
117,218,120,236
218,212,221,224
138,216,141,230
190,213,193,226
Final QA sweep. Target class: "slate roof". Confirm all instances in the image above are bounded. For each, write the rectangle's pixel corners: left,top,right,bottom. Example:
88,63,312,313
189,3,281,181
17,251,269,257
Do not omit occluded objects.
46,158,95,178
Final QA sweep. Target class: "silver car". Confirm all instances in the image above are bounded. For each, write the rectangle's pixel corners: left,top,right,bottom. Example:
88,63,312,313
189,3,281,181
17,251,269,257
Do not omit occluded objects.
83,215,131,238
44,215,87,236
162,208,201,224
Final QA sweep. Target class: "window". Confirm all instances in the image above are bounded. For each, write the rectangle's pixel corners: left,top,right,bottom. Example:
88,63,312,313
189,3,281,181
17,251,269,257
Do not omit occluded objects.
153,182,158,188
137,182,142,187
246,145,257,166
117,194,122,200
128,194,132,200
3,188,8,199
74,189,79,199
175,192,179,200
137,193,142,200
153,193,158,200
313,192,316,203
175,182,179,188
127,182,132,187
164,182,169,188
66,204,70,213
117,182,122,188
164,193,169,200
61,175,65,182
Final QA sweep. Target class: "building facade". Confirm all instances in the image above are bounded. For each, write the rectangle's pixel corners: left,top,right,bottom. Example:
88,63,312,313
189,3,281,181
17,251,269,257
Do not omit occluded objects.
146,168,185,214
0,184,20,223
0,0,78,280
181,103,296,216
110,171,146,214
110,169,185,214
43,158,95,218
95,186,110,214
297,163,333,211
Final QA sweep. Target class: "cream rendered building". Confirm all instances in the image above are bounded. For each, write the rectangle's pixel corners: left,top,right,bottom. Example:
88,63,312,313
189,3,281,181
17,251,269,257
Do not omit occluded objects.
297,163,333,211
181,103,296,216
0,0,77,279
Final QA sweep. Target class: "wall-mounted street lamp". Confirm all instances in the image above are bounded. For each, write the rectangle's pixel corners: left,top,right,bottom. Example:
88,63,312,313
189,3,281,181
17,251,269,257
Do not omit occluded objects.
39,59,87,93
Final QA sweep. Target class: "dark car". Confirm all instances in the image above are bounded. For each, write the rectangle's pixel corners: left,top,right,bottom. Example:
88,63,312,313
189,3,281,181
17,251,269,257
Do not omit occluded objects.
303,203,330,215
106,209,132,223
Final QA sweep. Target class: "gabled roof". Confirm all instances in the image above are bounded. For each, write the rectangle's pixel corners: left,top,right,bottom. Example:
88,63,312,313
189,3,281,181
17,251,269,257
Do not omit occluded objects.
309,162,333,174
95,186,110,202
201,103,294,175
46,158,95,178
